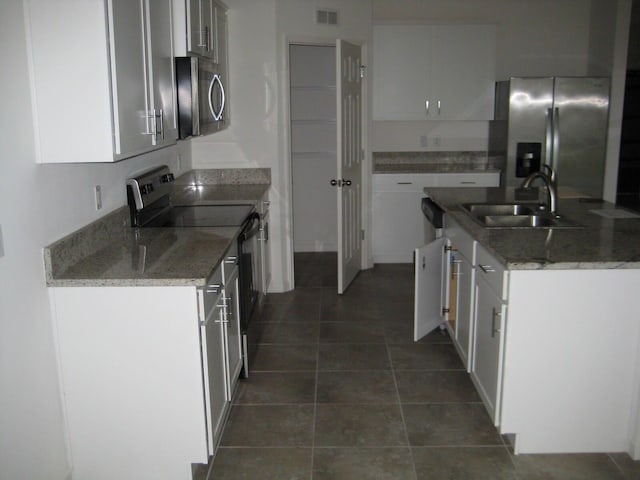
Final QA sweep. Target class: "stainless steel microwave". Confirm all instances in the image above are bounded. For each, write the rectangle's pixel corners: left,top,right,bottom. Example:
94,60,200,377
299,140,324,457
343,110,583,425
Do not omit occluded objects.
175,56,228,139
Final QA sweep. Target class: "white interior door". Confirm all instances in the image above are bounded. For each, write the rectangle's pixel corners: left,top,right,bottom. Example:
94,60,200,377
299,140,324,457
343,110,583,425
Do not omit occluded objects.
336,39,363,294
414,237,450,341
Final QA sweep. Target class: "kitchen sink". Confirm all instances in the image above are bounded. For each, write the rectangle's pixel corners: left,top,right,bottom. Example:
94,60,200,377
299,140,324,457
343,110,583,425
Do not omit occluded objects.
461,203,583,229
461,203,543,217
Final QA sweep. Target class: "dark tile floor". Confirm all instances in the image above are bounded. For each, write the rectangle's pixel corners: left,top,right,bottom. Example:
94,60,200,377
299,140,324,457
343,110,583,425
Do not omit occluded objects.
206,252,640,479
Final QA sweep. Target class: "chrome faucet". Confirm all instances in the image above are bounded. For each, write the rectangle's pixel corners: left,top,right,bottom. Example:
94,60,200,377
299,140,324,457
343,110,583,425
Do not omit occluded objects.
540,164,557,185
521,170,558,216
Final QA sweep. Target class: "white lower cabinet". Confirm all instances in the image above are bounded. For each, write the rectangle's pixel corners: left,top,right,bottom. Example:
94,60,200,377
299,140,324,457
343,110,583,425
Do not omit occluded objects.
200,246,242,452
470,249,507,425
373,172,499,263
414,216,476,369
451,249,474,367
200,268,228,453
50,253,241,479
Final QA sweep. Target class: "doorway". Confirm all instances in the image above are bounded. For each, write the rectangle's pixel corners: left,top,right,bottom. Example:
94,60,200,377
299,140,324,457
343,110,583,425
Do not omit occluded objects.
290,44,337,253
289,44,338,286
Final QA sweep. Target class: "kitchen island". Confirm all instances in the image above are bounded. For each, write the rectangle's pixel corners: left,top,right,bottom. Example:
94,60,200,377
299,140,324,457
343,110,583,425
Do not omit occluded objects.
425,186,640,459
427,186,640,269
43,171,269,480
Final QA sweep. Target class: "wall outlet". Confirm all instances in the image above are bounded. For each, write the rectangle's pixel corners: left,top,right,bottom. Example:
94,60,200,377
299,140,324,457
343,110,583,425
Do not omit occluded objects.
420,135,428,147
94,185,102,210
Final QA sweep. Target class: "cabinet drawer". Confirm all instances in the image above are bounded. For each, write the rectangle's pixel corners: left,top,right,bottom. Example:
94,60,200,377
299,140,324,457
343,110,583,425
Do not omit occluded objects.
445,216,475,262
222,241,239,281
202,266,224,317
374,174,434,192
476,243,507,300
431,172,501,187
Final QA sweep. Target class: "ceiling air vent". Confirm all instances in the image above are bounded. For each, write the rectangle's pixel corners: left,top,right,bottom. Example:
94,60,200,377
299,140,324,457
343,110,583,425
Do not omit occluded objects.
316,8,338,26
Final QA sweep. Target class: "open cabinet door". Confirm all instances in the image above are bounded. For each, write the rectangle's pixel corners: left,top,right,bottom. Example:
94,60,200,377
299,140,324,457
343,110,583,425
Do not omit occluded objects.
336,39,363,294
414,237,450,341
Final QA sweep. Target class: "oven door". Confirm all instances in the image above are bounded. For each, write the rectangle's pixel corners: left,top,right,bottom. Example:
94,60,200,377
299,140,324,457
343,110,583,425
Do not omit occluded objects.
237,213,261,376
238,213,261,328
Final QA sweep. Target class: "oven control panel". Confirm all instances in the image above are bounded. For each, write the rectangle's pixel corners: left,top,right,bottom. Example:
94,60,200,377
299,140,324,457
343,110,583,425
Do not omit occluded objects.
127,165,175,211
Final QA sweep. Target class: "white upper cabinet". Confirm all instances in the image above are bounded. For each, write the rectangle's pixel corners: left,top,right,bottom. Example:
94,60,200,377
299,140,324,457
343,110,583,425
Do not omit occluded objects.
181,0,227,62
373,24,496,121
187,0,215,59
25,0,177,163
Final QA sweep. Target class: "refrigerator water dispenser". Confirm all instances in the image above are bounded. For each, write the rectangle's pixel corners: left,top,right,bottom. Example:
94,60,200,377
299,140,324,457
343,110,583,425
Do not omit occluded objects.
516,142,541,178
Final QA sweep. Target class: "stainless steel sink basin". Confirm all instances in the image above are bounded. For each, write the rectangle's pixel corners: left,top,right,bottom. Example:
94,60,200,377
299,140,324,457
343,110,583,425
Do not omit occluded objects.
462,203,543,217
482,214,581,229
461,203,583,229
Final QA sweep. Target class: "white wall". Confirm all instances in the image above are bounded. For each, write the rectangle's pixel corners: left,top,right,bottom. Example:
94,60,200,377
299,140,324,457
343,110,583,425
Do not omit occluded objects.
372,0,593,78
0,3,189,478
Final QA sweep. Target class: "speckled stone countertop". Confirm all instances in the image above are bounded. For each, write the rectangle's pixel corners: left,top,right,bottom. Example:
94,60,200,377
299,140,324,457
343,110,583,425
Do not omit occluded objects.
427,187,640,270
44,169,270,287
374,151,503,174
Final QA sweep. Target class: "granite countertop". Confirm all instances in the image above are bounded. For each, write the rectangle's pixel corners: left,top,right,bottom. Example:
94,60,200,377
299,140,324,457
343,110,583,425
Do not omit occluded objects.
47,223,239,287
426,187,640,270
44,169,270,287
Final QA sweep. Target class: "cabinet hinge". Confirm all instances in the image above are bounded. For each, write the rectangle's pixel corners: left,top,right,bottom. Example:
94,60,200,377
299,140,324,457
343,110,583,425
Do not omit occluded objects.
442,307,450,315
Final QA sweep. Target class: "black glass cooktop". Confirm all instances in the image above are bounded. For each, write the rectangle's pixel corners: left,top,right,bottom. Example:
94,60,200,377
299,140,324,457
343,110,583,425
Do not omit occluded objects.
145,204,255,228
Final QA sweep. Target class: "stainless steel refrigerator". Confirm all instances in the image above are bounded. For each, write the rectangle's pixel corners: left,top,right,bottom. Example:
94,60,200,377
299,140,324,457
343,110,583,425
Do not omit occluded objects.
489,77,610,198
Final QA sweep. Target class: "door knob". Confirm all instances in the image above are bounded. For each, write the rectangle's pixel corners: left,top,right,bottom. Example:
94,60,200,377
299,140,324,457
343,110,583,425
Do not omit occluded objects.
343,179,352,186
330,179,342,187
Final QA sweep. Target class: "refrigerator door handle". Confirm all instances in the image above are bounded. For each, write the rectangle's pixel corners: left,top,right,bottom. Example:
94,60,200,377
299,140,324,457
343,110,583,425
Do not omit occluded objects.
545,108,554,167
552,107,560,171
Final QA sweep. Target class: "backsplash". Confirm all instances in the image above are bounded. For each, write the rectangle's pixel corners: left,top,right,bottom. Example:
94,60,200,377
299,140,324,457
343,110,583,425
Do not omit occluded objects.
373,151,504,173
174,168,271,185
44,207,130,281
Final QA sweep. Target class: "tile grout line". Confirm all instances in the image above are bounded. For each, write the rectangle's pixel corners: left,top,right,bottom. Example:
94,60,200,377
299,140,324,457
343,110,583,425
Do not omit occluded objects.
386,335,420,480
309,294,323,480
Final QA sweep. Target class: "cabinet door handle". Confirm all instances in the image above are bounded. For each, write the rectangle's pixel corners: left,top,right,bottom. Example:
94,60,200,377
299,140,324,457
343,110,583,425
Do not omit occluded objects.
157,109,164,140
425,100,430,115
198,27,209,49
225,256,238,264
491,307,501,337
397,182,413,185
460,181,476,185
205,283,222,294
437,100,441,115
478,264,495,273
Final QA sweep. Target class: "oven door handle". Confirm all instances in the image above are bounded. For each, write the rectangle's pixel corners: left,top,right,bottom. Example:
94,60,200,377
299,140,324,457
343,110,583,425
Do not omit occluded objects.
239,213,261,241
